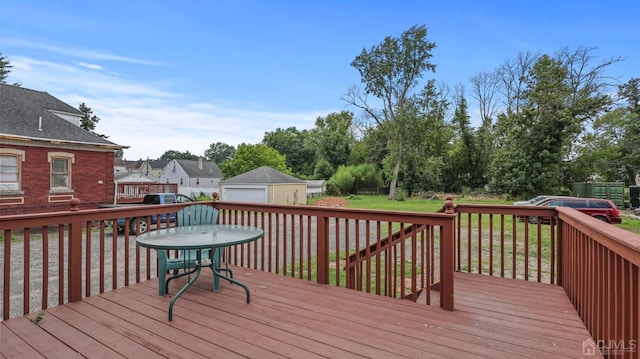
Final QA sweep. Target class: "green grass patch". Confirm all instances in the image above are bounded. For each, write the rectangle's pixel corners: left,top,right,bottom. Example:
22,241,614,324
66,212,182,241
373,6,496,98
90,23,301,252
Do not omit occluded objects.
308,194,638,283
334,194,511,212
285,249,422,297
617,215,640,235
313,194,640,236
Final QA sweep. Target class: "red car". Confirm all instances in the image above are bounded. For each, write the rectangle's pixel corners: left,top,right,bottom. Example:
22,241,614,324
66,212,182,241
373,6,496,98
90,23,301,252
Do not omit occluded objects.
528,197,622,224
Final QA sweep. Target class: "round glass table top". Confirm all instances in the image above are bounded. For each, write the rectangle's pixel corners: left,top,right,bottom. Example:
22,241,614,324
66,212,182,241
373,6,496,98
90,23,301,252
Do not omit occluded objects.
136,224,264,250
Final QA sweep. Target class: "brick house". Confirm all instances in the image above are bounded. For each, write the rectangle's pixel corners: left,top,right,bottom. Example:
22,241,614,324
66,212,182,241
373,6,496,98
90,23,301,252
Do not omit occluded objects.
0,84,126,215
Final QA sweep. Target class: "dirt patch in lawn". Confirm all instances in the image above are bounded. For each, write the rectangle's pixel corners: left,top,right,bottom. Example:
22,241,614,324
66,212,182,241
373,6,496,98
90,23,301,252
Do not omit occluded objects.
314,197,349,208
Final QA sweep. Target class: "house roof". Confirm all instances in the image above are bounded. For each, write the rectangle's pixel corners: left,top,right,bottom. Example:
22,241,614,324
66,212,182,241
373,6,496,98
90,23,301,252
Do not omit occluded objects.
115,172,158,183
305,180,326,186
220,166,305,184
176,159,223,178
125,159,143,170
0,84,123,148
114,157,126,167
147,159,169,169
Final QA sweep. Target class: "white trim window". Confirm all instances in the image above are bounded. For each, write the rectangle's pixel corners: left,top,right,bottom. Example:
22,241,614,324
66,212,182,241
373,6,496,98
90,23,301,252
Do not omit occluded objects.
48,152,75,191
0,149,25,193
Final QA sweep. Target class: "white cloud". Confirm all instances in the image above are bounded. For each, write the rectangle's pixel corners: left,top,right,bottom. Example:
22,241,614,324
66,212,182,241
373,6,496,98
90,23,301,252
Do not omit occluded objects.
10,55,323,161
12,56,177,99
75,62,103,70
3,38,163,66
89,98,321,160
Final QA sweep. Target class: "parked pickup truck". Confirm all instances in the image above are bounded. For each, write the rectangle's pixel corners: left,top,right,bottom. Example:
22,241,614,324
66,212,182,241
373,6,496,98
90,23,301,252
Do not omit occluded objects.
100,193,193,234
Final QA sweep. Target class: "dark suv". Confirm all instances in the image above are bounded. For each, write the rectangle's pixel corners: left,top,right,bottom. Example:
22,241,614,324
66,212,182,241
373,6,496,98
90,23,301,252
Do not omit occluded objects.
529,197,621,224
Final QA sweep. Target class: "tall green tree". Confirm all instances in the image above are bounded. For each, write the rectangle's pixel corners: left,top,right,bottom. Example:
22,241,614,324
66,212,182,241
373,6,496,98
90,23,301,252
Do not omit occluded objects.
470,71,500,189
78,102,108,138
220,143,288,178
0,53,12,83
263,127,315,177
307,111,355,171
496,51,539,115
489,47,619,196
0,53,21,86
615,78,640,183
344,25,437,200
394,81,451,195
579,108,626,182
328,163,383,195
160,150,199,160
204,142,236,164
491,55,573,196
312,158,335,180
447,94,477,191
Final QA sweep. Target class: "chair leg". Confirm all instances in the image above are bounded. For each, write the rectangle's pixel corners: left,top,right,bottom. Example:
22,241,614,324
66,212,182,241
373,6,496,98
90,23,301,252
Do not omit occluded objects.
158,268,167,296
212,249,221,291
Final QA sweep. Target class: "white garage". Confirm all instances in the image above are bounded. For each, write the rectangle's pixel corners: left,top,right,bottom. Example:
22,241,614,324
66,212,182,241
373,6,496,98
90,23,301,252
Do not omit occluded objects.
219,166,307,205
222,186,267,203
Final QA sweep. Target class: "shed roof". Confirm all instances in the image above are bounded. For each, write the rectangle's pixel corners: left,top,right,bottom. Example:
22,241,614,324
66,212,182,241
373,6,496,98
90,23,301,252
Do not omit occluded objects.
220,166,305,184
305,180,326,186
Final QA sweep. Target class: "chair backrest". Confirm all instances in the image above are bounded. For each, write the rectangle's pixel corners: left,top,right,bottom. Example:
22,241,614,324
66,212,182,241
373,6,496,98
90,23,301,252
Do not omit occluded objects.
176,204,218,226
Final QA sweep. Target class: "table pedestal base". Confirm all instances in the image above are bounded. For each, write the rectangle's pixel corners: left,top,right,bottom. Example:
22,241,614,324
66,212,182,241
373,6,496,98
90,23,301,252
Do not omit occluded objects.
164,252,250,321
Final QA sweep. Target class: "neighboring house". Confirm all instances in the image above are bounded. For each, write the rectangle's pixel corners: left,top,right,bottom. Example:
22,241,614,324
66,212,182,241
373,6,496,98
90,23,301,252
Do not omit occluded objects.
113,157,127,173
0,84,126,214
112,158,166,176
112,171,162,203
219,166,307,205
305,180,326,197
124,159,143,172
160,158,223,198
115,171,158,184
138,159,169,178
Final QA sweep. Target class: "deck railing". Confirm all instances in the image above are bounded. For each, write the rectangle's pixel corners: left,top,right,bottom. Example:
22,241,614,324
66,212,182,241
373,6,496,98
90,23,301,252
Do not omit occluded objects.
450,202,639,358
1,198,638,357
451,203,560,283
213,200,455,308
0,198,456,321
555,207,639,358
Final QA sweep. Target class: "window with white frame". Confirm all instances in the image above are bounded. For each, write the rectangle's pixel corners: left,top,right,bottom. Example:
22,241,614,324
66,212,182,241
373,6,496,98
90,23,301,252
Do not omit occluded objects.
48,152,74,191
0,149,25,192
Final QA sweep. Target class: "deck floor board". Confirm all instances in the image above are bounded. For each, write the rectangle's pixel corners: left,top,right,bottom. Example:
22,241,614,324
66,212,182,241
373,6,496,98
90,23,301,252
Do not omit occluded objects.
1,269,601,358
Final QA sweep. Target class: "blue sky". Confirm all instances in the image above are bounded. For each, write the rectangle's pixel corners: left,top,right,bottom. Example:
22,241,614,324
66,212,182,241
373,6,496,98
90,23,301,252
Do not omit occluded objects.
1,1,638,160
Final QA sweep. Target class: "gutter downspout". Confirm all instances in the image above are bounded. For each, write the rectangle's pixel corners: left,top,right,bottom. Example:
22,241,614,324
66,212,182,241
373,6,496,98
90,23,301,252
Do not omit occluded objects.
113,180,118,205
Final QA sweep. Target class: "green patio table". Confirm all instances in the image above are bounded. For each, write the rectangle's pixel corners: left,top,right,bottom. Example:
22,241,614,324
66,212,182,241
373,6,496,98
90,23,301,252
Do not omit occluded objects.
136,224,264,320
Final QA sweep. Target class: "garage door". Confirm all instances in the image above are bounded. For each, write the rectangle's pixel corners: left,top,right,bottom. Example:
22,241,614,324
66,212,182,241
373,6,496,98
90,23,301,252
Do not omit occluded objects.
223,187,267,203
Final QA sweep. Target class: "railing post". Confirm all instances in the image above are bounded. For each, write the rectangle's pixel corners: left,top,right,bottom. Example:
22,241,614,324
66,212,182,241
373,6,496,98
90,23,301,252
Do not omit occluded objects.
316,213,329,284
68,198,83,302
440,196,455,311
556,215,563,287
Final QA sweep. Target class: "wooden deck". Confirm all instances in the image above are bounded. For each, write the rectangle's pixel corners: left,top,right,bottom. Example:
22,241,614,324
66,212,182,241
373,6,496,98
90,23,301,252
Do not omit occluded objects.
1,269,600,358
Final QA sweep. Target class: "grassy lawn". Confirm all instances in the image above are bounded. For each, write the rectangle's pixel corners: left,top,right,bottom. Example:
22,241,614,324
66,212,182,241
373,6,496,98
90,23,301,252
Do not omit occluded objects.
617,216,640,235
311,194,640,236
315,193,512,212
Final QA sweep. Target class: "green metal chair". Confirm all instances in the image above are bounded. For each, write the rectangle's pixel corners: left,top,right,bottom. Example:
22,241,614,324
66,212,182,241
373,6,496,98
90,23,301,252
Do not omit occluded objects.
157,204,231,296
